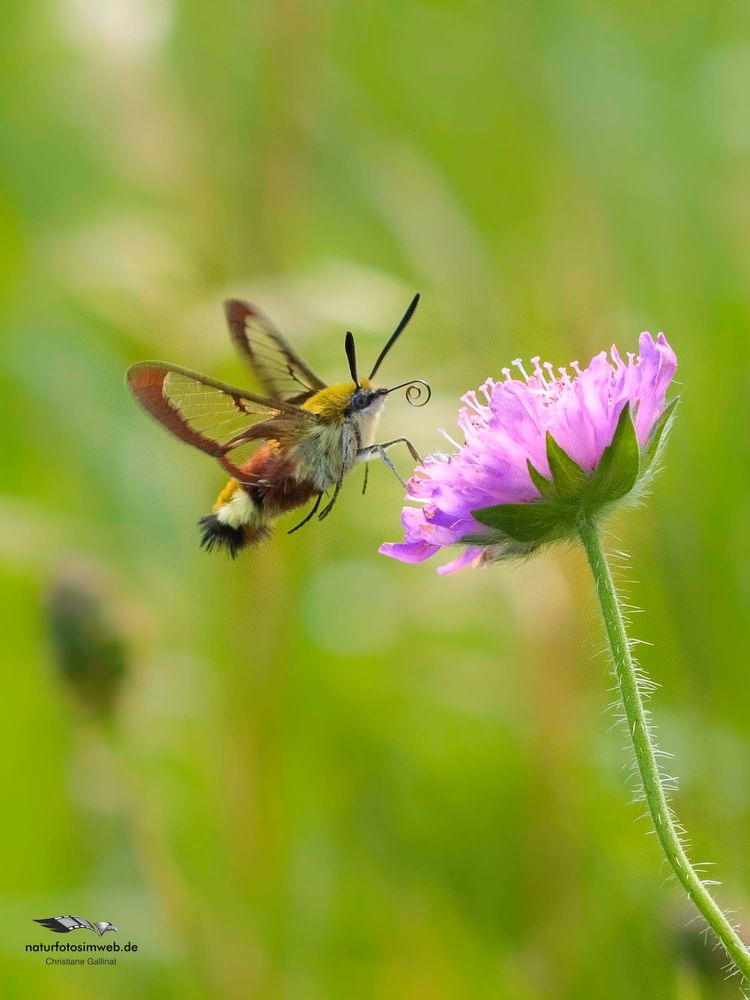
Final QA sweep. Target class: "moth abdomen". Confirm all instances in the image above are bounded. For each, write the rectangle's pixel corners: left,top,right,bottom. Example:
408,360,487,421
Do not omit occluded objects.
197,513,272,558
198,515,249,558
200,448,320,557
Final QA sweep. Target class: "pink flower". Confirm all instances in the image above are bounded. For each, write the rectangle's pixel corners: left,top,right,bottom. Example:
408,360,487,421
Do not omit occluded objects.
380,333,677,574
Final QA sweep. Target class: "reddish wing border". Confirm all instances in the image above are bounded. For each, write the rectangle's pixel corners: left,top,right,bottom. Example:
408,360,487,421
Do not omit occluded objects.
126,361,315,481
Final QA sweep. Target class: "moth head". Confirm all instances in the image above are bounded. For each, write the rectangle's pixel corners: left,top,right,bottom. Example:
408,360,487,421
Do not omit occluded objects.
343,293,431,411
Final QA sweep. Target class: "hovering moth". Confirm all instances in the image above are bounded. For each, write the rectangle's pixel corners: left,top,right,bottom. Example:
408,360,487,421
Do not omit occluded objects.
126,294,430,557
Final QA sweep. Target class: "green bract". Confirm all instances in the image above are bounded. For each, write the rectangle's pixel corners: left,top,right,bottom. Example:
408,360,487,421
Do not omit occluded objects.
472,400,678,549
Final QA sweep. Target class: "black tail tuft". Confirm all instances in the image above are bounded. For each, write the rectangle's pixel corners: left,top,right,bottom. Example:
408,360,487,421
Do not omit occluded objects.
198,515,248,559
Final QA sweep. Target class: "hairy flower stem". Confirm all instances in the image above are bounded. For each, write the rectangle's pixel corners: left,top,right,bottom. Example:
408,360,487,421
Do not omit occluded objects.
579,519,750,982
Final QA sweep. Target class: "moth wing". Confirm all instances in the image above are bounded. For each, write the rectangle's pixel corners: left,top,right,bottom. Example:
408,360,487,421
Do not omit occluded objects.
224,299,327,404
126,362,316,482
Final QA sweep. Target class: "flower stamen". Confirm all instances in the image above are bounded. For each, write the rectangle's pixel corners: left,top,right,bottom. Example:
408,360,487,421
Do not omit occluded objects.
530,355,546,386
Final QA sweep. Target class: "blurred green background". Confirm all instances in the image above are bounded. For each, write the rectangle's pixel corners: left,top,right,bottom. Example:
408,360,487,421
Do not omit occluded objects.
2,1,749,997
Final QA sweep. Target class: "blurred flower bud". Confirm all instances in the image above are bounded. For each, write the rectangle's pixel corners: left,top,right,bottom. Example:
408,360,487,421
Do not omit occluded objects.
46,561,128,718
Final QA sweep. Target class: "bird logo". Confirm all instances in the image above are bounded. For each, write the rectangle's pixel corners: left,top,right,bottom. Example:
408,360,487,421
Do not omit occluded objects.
34,916,118,935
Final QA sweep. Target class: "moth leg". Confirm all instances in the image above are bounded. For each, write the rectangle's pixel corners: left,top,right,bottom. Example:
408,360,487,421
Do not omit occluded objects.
382,437,423,464
374,446,407,488
318,473,345,521
361,463,369,496
356,437,422,489
287,492,324,534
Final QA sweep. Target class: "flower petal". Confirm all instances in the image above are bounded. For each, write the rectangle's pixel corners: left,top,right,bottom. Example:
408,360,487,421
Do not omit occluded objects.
379,540,440,564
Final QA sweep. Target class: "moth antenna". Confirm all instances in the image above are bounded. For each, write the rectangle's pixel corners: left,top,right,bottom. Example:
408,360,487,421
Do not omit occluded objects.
368,292,420,379
345,331,359,385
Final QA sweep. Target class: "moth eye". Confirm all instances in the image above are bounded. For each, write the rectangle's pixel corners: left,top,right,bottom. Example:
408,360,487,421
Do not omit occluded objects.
350,390,369,412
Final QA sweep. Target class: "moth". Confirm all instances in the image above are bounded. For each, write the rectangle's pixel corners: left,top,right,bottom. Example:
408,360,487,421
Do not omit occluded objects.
126,294,430,557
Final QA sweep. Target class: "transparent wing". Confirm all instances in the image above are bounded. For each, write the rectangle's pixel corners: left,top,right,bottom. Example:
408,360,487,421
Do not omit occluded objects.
224,299,327,404
126,362,315,480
